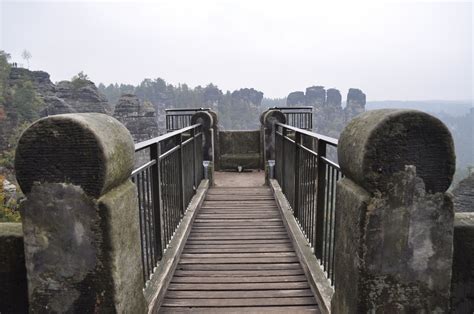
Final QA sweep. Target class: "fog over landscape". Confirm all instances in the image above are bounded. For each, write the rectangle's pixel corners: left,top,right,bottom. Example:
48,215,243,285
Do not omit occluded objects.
1,0,472,101
0,0,472,194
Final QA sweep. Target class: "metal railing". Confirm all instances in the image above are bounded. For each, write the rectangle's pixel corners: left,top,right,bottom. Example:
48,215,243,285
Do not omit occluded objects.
132,124,204,285
165,108,210,131
272,107,313,130
274,123,341,285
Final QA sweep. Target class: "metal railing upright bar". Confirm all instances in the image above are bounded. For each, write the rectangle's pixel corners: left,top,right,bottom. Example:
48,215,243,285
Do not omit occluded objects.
132,123,204,285
271,106,313,130
165,108,210,131
274,122,341,285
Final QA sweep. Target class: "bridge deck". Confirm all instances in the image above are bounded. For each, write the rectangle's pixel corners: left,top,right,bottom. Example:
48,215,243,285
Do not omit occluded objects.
159,179,320,313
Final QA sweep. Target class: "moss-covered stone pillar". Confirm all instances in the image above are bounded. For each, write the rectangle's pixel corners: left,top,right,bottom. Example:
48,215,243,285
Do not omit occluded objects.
332,109,456,313
451,212,474,313
261,109,286,166
15,113,146,313
191,111,214,183
0,223,28,313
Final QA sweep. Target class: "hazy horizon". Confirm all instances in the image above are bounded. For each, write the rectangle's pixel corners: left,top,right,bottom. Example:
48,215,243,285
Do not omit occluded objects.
1,0,472,101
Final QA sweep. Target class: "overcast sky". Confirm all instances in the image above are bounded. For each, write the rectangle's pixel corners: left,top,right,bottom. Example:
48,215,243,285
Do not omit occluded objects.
1,0,472,100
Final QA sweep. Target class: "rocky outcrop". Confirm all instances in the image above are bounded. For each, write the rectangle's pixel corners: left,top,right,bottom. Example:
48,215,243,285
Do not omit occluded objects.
305,86,325,107
453,169,474,212
345,88,366,121
113,94,159,142
287,92,305,106
227,88,263,130
55,80,112,114
286,85,366,138
40,96,76,116
9,67,56,97
7,67,112,117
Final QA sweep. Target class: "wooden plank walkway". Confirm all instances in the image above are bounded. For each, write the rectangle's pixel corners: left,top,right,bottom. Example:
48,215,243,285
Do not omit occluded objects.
159,186,319,313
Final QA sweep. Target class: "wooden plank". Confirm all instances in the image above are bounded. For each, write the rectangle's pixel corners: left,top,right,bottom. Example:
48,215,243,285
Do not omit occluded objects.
167,282,310,291
165,289,313,298
159,306,319,313
171,275,308,283
191,227,286,231
161,297,316,307
179,257,300,264
185,239,292,245
184,243,293,248
183,248,294,253
180,252,296,258
187,236,290,241
189,232,288,236
176,263,303,270
172,269,306,277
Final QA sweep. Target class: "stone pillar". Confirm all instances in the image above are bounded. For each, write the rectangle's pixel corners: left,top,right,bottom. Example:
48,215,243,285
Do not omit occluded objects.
191,111,214,183
15,113,146,313
451,213,474,313
0,223,28,313
261,109,286,166
332,109,456,313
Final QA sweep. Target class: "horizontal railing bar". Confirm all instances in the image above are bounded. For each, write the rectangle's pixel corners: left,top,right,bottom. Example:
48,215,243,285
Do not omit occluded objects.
158,145,180,160
165,108,210,112
135,124,201,152
277,123,338,146
297,143,318,157
182,136,194,146
283,135,296,144
321,156,341,169
284,111,313,114
272,106,313,110
166,113,193,117
131,160,156,176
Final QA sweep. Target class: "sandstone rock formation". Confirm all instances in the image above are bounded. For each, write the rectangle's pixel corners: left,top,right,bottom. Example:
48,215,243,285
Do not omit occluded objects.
8,67,56,97
344,88,366,121
453,168,474,212
228,88,263,130
113,94,159,143
287,91,305,106
286,85,366,138
55,80,112,114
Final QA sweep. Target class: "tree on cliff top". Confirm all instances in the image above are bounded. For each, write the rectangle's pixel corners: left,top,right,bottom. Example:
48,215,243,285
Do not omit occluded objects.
21,49,31,69
71,71,90,90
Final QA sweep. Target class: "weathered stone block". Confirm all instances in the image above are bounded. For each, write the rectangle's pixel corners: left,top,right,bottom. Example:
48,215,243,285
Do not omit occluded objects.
15,113,135,198
15,113,146,313
0,223,28,313
333,109,456,313
451,213,474,313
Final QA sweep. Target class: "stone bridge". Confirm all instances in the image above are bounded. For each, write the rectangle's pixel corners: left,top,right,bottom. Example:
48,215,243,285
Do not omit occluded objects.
1,107,472,313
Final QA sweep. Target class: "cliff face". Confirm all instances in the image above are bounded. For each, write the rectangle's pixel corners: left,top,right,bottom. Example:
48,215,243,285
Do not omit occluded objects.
453,170,474,212
227,88,264,130
54,80,112,114
8,67,112,117
113,94,159,142
287,85,366,138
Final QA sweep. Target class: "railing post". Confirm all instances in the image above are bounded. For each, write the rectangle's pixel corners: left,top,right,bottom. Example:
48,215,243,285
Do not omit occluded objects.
178,133,185,215
294,131,302,219
14,113,146,312
192,127,197,188
315,139,327,260
281,126,287,194
332,109,455,313
150,142,163,259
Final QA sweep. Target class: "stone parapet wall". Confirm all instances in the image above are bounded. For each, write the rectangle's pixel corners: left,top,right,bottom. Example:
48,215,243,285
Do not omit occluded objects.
332,109,455,313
